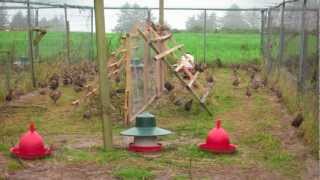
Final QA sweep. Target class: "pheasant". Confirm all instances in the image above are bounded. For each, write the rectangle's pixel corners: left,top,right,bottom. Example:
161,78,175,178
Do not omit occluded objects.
232,76,240,87
184,99,193,111
246,86,252,97
292,113,304,128
164,81,174,92
49,90,62,104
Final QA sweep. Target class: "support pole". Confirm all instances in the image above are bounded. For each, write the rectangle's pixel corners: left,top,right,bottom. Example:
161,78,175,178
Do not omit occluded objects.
94,0,112,150
90,8,94,61
157,0,165,96
159,0,164,26
260,10,265,56
278,1,285,73
266,8,273,73
64,5,70,64
27,0,36,88
34,8,39,62
203,9,207,63
298,0,307,93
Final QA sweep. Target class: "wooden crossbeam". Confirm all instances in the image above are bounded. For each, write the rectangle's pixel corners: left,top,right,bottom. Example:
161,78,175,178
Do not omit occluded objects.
137,28,160,54
116,48,127,54
151,33,172,42
137,26,212,116
108,69,120,77
154,44,184,60
188,72,199,88
108,60,122,68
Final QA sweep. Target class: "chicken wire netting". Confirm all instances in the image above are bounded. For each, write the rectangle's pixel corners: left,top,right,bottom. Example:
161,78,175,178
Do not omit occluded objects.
0,2,94,101
128,21,157,120
263,0,319,128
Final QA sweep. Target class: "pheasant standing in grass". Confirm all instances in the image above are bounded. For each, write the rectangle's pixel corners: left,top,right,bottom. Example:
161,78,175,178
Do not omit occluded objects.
49,74,59,90
83,110,92,120
164,81,174,92
246,86,252,98
261,77,268,87
5,89,14,102
39,88,47,95
49,90,62,104
184,99,193,111
206,73,215,84
232,75,240,87
292,113,304,128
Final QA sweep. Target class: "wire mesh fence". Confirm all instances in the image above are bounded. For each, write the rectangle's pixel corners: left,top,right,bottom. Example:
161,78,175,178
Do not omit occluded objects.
0,1,266,103
262,0,319,147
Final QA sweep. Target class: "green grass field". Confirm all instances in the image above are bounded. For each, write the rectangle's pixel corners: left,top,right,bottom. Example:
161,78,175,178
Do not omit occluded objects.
0,31,261,64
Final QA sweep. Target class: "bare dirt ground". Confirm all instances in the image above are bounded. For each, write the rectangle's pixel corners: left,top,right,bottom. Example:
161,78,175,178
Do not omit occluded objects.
0,68,318,180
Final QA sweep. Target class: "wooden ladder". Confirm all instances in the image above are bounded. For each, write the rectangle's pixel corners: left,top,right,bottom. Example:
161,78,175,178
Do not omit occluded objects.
137,25,213,116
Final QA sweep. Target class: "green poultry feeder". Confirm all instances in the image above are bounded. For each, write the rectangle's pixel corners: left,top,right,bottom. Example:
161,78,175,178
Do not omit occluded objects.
120,112,172,152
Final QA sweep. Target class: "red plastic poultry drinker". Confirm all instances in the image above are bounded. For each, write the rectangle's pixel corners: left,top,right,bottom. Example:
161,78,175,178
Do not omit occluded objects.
10,122,52,160
199,119,237,153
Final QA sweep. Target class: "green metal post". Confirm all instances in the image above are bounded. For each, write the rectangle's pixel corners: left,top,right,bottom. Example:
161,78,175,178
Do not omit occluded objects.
27,0,36,88
35,8,39,62
94,0,112,150
260,10,265,56
159,0,164,25
90,8,94,61
298,0,307,93
64,5,71,64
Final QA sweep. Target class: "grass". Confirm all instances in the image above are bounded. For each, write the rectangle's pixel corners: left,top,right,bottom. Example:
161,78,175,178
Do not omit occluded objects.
0,65,314,178
113,166,154,180
0,31,261,64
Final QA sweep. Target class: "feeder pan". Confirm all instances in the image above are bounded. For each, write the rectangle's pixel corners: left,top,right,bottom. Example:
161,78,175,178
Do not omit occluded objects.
198,119,237,154
120,112,172,152
10,123,52,160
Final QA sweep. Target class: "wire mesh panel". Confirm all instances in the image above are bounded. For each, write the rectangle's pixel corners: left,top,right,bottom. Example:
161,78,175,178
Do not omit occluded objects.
127,21,157,122
37,8,65,61
263,0,319,150
0,7,31,101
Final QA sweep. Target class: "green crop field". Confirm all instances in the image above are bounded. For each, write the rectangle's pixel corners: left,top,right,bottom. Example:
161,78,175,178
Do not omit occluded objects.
0,31,262,64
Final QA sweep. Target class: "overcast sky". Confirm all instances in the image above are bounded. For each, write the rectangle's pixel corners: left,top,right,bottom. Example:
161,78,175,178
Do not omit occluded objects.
7,0,285,32
64,0,283,8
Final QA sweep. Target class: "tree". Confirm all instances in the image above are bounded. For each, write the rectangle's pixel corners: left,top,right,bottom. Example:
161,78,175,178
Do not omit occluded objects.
221,4,249,30
47,16,65,31
243,11,261,30
10,11,27,29
185,11,217,32
0,3,8,28
113,3,154,32
39,17,49,27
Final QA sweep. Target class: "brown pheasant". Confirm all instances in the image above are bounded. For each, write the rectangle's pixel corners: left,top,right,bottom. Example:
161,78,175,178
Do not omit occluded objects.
49,90,62,104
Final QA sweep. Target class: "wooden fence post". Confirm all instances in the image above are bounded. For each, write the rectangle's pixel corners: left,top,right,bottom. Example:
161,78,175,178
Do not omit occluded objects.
94,0,112,150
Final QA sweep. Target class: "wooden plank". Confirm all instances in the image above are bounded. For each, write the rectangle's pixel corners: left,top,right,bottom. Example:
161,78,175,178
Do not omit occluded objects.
151,33,172,42
188,72,199,88
108,61,122,68
154,44,184,60
108,69,119,77
124,36,132,126
129,95,157,123
137,28,160,54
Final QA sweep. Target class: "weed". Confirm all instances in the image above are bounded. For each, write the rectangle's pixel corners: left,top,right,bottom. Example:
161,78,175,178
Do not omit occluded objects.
113,166,154,180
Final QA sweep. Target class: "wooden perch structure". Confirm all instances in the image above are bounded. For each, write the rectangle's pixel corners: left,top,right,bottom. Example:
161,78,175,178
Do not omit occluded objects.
151,33,172,42
154,44,184,60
